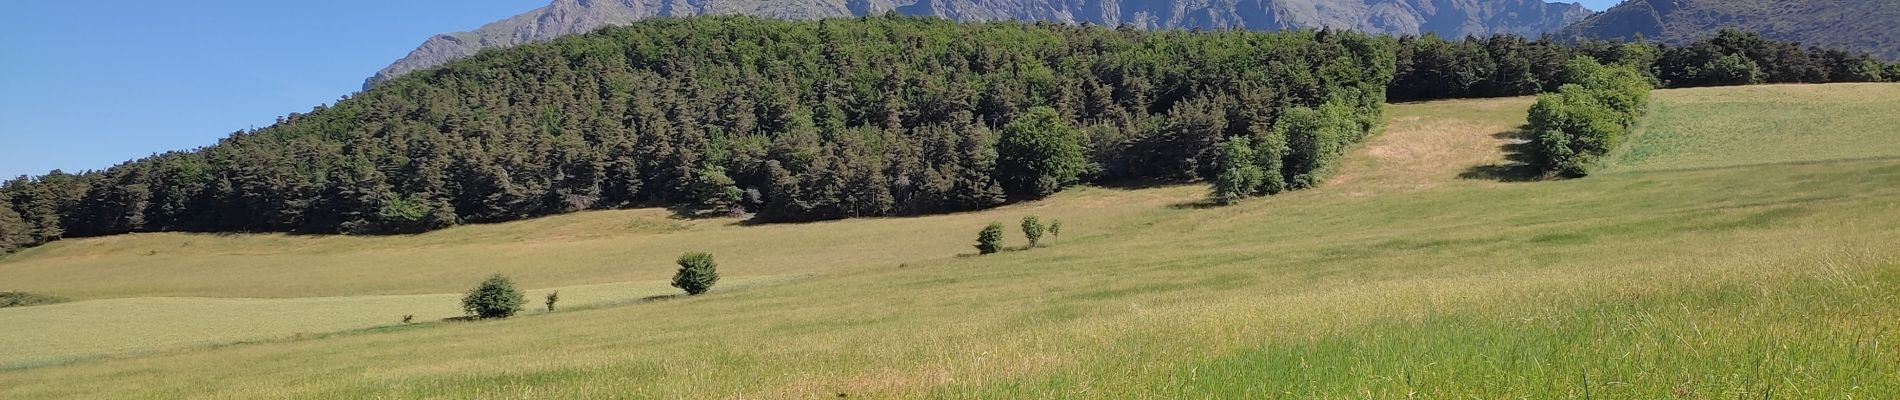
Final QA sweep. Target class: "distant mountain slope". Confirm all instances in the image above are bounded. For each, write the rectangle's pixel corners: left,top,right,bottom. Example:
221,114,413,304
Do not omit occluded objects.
366,0,1591,87
363,0,875,88
1556,0,1900,59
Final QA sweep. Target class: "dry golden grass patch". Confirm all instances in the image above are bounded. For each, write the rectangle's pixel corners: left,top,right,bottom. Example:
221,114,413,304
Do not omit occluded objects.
1330,97,1532,193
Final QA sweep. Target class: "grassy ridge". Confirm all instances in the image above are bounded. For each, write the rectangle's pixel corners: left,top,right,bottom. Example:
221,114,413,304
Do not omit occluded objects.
2,84,1898,398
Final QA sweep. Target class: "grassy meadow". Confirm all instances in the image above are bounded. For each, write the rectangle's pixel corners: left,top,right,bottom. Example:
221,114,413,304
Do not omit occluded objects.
0,276,798,369
2,84,1899,398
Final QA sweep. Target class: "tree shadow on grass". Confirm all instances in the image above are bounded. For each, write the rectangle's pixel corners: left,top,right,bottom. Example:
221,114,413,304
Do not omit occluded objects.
639,293,685,302
439,293,689,323
1458,127,1546,182
953,245,1047,259
1167,198,1229,210
1092,178,1188,191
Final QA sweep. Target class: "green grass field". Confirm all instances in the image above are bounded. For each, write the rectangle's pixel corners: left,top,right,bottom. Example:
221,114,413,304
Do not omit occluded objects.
3,84,1899,398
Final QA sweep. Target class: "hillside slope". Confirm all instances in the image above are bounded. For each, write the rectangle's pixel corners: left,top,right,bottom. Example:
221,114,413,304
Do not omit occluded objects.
4,84,1898,397
2,17,1393,252
1556,0,1900,59
367,0,1591,86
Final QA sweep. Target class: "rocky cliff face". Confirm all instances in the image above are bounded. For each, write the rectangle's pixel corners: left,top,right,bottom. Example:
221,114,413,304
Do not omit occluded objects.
895,0,1588,35
1556,0,1900,59
366,0,1591,88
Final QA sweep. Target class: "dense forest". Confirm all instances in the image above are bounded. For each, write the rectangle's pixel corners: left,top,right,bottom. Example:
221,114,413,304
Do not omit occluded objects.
1389,29,1896,102
2,17,1897,255
0,16,1396,253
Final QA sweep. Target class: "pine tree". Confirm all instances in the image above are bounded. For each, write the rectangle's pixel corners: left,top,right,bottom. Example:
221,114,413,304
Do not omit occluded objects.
333,158,393,234
672,252,720,295
687,164,744,216
976,222,1006,255
950,112,1007,210
0,193,30,254
547,133,605,212
15,172,85,242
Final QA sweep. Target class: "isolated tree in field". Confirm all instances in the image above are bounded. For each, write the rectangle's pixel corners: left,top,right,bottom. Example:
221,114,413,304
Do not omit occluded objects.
462,274,525,319
672,252,720,295
996,107,1087,199
976,223,1005,255
1021,216,1045,248
1211,138,1265,204
544,291,560,312
1048,220,1063,243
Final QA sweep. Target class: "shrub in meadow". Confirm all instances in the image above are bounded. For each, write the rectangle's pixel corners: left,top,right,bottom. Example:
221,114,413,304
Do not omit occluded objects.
1022,216,1045,248
462,274,525,319
976,223,1005,255
673,252,720,295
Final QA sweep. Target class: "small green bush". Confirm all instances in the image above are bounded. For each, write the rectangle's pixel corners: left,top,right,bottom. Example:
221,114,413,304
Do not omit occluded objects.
976,223,1006,255
1021,216,1045,248
673,252,720,295
1048,220,1063,243
545,291,560,312
461,274,525,319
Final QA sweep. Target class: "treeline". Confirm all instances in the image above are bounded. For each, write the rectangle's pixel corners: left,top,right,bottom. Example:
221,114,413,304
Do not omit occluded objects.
5,19,1897,256
1526,58,1653,176
0,16,1395,253
1391,29,1899,102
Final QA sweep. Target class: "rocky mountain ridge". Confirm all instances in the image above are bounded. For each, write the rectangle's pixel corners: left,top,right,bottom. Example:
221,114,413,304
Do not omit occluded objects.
1556,0,1899,59
365,0,1591,88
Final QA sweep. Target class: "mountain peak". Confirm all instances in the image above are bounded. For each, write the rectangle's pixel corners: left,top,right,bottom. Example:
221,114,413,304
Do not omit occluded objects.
1556,0,1899,59
365,0,1594,89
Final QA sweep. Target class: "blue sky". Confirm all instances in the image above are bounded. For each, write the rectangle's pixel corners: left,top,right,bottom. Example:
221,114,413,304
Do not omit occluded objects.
0,0,1621,179
0,1,542,179
1574,1,1622,11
